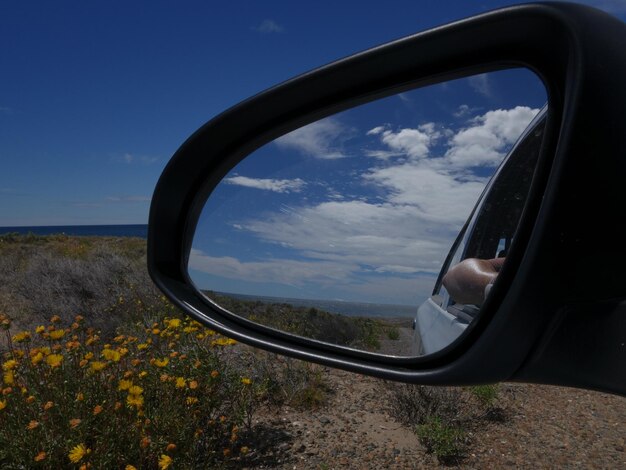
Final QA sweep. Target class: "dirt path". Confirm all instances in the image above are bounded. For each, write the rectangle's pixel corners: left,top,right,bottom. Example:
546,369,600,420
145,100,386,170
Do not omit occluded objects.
241,367,625,469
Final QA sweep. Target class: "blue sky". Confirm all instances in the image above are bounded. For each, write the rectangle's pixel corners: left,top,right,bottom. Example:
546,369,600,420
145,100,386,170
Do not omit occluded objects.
2,1,625,305
1,0,624,227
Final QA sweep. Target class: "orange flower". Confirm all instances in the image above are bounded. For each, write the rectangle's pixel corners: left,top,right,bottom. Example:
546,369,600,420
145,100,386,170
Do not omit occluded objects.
26,395,36,404
114,401,122,411
69,418,82,428
27,420,40,430
34,451,47,461
189,380,198,390
50,315,61,323
76,393,84,401
43,401,54,410
140,436,151,448
166,443,176,452
93,405,103,415
210,370,219,378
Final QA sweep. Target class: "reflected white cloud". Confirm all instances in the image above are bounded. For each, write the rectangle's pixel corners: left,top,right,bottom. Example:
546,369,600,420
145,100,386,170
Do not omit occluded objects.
192,105,541,305
275,117,353,159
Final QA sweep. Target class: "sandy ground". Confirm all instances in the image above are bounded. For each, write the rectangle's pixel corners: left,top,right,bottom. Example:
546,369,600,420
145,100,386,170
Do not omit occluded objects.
238,366,625,469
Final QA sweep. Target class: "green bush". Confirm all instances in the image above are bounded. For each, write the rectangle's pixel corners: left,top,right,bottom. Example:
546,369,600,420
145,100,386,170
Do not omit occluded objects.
416,416,466,465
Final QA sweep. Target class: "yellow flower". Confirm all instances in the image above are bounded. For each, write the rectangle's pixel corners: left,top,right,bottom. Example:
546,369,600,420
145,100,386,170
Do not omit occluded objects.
114,335,125,343
241,377,252,385
93,405,103,415
49,329,65,340
69,418,82,428
34,451,47,461
31,352,44,365
186,396,198,405
137,343,149,351
118,347,129,357
158,454,173,470
175,377,186,389
210,370,219,378
189,380,198,390
128,385,143,396
125,466,137,470
0,400,7,411
152,328,161,335
139,371,148,378
43,401,54,410
154,358,169,368
211,337,237,347
127,394,144,408
2,359,18,371
12,331,31,343
26,395,36,404
118,379,133,391
3,370,14,385
27,420,40,430
35,325,45,334
45,354,64,368
102,348,121,362
50,315,61,323
84,352,94,360
68,443,90,463
167,318,181,329
240,446,249,454
90,361,107,372
76,393,84,401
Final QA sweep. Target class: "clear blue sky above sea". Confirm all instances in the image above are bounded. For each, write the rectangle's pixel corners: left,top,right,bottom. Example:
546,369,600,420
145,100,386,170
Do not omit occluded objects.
1,0,624,227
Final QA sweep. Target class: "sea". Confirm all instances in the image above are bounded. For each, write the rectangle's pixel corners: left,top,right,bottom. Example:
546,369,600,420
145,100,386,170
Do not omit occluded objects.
0,224,148,238
216,291,417,320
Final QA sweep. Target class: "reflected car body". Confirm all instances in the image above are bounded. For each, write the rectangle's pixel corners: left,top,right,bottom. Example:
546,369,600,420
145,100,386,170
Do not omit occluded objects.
415,108,547,355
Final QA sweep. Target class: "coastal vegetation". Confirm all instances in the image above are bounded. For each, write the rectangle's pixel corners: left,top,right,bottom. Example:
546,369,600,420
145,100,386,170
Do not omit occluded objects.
0,233,510,467
0,234,331,468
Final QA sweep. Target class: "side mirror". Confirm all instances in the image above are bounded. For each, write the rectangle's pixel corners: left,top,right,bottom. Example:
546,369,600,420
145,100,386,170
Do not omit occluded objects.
148,3,626,395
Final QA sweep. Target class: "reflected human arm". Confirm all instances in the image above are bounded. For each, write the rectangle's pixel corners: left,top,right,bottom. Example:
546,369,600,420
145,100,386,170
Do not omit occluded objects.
442,258,505,306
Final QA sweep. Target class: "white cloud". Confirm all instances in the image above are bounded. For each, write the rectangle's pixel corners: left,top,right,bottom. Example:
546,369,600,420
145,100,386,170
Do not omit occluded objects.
106,195,151,203
224,176,305,193
275,117,352,159
445,106,539,167
453,104,481,118
468,73,492,97
366,126,386,136
379,123,440,160
253,19,284,34
189,249,356,286
120,153,159,165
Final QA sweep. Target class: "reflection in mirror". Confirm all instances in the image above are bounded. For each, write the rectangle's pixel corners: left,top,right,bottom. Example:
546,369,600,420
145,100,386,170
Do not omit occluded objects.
189,69,546,357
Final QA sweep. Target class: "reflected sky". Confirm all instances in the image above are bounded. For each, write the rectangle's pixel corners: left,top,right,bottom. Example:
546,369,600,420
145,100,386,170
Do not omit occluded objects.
189,69,546,306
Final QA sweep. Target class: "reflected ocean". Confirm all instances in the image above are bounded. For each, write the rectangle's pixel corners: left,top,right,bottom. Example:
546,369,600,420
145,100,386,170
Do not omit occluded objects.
0,224,148,238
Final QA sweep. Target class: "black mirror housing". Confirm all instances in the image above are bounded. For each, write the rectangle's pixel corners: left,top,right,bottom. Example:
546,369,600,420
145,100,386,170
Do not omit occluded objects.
148,2,626,395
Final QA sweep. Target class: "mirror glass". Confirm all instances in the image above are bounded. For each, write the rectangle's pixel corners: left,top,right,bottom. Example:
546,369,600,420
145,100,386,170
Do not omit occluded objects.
189,69,546,357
